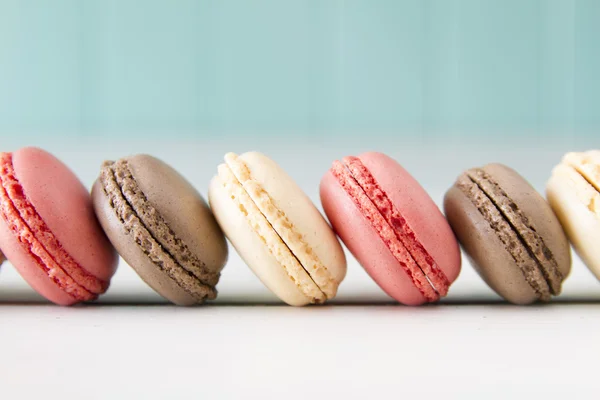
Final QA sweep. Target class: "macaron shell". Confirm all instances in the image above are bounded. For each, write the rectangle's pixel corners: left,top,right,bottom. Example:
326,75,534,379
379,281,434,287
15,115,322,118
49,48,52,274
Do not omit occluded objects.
235,152,347,285
358,152,461,283
547,164,600,280
209,176,311,306
444,186,538,304
0,218,78,305
482,164,571,280
12,147,117,281
92,180,197,306
320,171,426,305
125,155,227,274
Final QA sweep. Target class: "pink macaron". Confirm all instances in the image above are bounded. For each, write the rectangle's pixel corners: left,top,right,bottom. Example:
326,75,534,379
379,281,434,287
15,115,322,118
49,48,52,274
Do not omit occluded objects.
320,152,461,305
0,147,118,305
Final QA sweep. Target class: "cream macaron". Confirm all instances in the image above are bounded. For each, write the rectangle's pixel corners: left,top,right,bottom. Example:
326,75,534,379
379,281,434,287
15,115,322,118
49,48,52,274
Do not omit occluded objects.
547,150,600,280
208,152,346,306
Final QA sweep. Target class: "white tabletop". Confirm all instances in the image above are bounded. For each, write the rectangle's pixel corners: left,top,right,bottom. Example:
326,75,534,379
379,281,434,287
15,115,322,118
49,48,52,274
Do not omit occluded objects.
1,253,599,399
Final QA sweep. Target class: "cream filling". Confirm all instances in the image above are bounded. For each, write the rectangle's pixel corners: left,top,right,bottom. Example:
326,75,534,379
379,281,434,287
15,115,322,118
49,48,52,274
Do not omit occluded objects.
559,152,600,219
224,153,336,298
216,162,326,303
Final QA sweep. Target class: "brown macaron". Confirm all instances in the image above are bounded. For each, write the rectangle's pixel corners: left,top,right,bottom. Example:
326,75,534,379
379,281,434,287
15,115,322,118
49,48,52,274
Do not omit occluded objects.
444,164,571,304
92,154,228,305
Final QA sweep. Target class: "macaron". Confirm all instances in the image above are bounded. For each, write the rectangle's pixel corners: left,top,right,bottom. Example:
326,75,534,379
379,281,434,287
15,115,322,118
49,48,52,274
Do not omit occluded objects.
208,152,346,306
320,152,461,305
445,163,571,304
0,147,118,305
92,154,228,306
547,150,600,280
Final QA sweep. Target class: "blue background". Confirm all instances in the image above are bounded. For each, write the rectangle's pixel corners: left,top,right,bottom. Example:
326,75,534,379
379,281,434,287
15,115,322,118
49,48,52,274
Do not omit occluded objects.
0,0,598,136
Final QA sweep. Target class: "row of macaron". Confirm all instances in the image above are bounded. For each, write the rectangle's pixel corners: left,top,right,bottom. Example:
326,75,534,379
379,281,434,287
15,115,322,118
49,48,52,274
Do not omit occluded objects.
0,147,598,306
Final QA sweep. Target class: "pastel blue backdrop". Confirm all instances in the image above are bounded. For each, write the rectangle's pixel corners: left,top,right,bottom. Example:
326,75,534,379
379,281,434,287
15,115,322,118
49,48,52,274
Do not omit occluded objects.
0,0,598,136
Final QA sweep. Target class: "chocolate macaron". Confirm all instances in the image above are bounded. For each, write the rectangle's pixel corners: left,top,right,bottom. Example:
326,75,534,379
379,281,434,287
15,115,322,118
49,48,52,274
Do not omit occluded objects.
92,154,228,305
444,164,571,304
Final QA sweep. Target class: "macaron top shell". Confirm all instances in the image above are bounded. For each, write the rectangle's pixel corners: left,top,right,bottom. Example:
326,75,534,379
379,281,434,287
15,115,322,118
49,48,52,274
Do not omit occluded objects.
209,171,315,305
320,170,428,305
484,164,570,280
225,152,347,288
11,148,118,281
126,155,228,275
444,184,539,304
358,152,461,284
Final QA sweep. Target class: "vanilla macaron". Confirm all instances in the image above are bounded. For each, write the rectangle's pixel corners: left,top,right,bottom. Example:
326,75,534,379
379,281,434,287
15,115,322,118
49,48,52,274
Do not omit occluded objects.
547,150,600,280
208,152,346,306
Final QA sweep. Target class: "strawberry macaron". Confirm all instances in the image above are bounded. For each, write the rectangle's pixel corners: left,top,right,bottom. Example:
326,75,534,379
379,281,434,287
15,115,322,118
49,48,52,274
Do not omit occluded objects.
320,152,461,305
0,147,118,305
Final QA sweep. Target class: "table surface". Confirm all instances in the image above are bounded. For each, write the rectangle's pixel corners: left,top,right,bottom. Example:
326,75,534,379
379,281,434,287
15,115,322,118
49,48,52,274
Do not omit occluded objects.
1,255,599,399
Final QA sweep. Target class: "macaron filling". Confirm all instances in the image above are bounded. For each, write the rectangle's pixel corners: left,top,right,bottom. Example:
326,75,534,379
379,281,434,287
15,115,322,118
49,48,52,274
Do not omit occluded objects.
563,151,600,216
331,159,439,302
224,153,337,299
342,156,451,296
0,153,104,301
457,169,562,300
216,162,327,303
467,169,562,294
564,151,600,189
99,161,217,302
109,159,220,287
553,166,600,220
